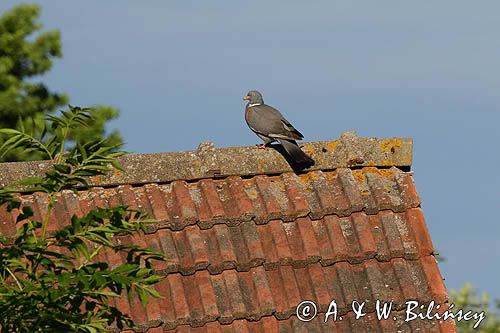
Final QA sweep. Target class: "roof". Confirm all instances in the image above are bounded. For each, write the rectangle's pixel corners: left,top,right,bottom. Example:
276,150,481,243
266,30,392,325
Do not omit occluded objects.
0,132,455,332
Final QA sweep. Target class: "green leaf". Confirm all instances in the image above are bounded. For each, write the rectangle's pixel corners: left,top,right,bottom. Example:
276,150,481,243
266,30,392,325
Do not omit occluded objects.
0,133,26,158
16,176,45,186
110,263,136,274
0,128,23,135
0,97,165,330
135,286,149,306
53,164,71,174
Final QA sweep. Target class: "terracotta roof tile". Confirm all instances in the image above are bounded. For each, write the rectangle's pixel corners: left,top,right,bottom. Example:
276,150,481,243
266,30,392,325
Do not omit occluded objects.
13,171,433,275
0,202,16,238
161,310,453,333
0,137,455,332
13,168,421,234
111,256,450,330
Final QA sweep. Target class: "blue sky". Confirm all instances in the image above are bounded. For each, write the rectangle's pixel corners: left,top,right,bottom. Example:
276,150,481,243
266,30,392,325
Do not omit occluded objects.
1,1,499,299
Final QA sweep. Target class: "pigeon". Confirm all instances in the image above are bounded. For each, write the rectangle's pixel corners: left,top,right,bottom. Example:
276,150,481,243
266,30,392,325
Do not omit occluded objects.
243,90,314,165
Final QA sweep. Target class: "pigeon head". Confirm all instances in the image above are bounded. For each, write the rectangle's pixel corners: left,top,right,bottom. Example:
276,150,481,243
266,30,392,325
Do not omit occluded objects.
243,90,264,105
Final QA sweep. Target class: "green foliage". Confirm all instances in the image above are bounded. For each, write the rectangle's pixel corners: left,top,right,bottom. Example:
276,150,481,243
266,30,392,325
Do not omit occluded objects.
71,106,122,149
0,4,122,162
450,283,500,332
0,107,165,332
0,4,65,128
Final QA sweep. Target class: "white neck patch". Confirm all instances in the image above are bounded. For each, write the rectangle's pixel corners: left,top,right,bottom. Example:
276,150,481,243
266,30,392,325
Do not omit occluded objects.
248,103,261,107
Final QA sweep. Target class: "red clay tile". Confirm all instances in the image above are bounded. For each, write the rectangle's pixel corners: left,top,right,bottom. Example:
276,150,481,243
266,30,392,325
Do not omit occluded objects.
197,179,225,224
378,210,405,258
238,270,261,320
117,184,139,210
144,280,163,322
167,274,190,324
294,173,322,219
155,228,180,273
406,259,433,302
210,274,232,323
350,263,376,308
268,219,293,266
32,191,58,233
0,202,16,238
252,267,275,316
254,175,287,221
293,266,315,301
264,269,288,317
182,274,205,326
279,265,302,310
144,183,170,222
203,227,224,274
337,168,366,213
107,186,124,208
338,216,364,263
226,224,249,266
228,320,250,333
255,223,279,270
224,176,255,223
368,214,391,261
351,212,378,259
204,322,223,333
365,171,405,212
391,258,419,303
323,171,353,216
215,177,250,224
184,225,209,271
393,212,419,259
172,229,196,274
238,222,265,268
306,171,336,218
325,215,350,263
171,181,198,228
335,262,361,310
152,278,176,322
281,172,309,217
128,288,148,324
281,220,307,266
52,193,72,231
295,217,321,262
308,264,332,310
0,162,453,332
74,191,93,217
172,325,190,333
223,270,247,319
406,208,435,256
310,217,336,265
395,169,421,208
196,270,219,322
238,177,267,224
60,190,83,218
420,255,448,303
361,260,388,307
258,316,279,332
144,326,164,333
133,186,154,218
212,224,237,270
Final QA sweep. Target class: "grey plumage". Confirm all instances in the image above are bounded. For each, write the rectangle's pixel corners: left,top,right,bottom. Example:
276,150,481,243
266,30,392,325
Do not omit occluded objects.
243,90,314,165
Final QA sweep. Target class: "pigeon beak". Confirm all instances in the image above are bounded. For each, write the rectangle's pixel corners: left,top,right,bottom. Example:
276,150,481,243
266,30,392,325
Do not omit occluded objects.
243,95,250,101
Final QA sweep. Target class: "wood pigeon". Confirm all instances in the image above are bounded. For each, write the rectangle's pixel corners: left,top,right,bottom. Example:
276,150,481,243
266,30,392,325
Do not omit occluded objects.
243,90,314,165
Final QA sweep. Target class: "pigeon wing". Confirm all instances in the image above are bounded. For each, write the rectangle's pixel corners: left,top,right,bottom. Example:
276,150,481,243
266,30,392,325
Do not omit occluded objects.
246,104,304,140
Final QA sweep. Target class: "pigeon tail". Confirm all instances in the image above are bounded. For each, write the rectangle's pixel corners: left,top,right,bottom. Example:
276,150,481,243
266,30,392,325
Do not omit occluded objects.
277,139,315,166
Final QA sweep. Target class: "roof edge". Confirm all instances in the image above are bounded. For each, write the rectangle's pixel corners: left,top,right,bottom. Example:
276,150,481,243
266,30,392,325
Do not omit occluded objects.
0,131,412,188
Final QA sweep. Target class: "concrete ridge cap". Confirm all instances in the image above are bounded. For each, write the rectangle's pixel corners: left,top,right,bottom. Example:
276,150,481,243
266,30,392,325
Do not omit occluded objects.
0,131,412,188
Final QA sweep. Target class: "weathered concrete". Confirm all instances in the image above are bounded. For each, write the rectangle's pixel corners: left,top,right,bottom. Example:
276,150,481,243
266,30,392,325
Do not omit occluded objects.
0,132,412,188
